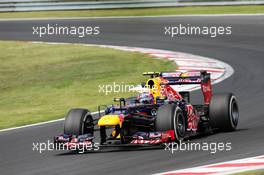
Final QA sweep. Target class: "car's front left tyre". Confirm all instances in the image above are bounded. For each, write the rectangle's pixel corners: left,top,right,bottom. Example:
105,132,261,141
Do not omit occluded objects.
155,104,186,141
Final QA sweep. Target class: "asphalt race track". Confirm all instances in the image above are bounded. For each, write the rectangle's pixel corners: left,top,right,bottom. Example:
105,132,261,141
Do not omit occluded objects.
0,15,264,175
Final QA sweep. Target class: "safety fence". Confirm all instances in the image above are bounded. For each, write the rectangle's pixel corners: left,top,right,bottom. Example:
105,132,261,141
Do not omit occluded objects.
0,0,263,12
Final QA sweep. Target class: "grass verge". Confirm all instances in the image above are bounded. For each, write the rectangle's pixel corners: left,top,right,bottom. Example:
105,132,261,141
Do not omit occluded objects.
232,169,264,175
0,41,176,129
0,5,263,19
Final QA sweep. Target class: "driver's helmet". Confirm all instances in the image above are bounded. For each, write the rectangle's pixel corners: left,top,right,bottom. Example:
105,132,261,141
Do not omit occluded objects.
137,92,154,104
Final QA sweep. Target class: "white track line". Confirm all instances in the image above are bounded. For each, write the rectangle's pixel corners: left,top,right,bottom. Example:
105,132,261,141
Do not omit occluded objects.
0,118,65,132
0,13,264,21
0,41,234,133
156,155,264,175
0,111,100,133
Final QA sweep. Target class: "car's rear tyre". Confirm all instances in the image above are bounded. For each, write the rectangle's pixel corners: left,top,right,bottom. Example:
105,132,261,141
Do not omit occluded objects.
64,108,94,136
155,104,186,141
209,93,239,132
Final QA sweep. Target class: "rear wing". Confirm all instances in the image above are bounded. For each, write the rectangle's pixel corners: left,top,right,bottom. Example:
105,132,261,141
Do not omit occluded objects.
143,71,212,104
142,72,160,78
160,71,210,85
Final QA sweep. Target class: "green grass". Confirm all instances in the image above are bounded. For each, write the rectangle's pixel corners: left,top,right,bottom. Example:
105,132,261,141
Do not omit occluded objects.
232,169,264,175
0,5,263,19
0,41,176,129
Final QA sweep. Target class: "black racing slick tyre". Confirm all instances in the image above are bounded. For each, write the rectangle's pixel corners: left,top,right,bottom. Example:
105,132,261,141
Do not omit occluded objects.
155,104,186,141
209,93,239,132
64,108,94,136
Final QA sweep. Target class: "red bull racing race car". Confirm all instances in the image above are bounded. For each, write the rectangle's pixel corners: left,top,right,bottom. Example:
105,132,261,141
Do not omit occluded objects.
54,71,239,151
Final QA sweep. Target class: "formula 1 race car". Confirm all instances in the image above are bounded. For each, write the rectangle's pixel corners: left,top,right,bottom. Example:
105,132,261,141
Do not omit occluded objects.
54,71,239,151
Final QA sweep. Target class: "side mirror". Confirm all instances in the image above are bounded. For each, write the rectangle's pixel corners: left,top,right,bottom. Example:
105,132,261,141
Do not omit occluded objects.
113,98,126,109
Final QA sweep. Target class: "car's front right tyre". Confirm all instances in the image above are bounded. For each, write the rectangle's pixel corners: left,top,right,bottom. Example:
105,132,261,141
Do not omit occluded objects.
64,108,94,136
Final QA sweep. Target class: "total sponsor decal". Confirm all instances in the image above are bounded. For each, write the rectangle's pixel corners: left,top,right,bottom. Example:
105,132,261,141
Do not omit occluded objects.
156,155,264,175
